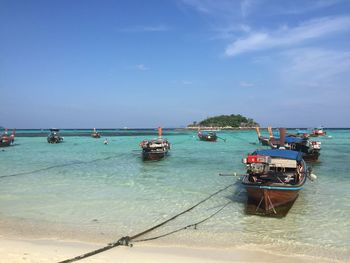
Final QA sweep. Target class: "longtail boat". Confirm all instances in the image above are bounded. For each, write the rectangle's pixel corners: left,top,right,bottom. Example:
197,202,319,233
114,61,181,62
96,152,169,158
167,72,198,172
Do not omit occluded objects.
47,128,64,143
91,128,101,138
242,149,308,217
0,128,16,147
140,127,170,161
288,129,310,139
269,128,321,162
256,127,277,146
310,127,327,137
198,130,217,142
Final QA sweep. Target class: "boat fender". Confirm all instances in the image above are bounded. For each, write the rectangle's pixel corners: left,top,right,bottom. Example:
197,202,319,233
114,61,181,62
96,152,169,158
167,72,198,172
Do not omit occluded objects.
308,173,317,181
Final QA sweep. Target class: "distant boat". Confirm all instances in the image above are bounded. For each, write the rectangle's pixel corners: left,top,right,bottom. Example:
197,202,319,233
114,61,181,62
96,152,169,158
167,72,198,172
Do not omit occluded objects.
310,127,327,137
241,149,308,217
269,128,321,162
0,128,16,147
91,128,101,138
140,127,170,161
47,128,64,143
257,128,321,162
198,130,218,142
288,129,310,139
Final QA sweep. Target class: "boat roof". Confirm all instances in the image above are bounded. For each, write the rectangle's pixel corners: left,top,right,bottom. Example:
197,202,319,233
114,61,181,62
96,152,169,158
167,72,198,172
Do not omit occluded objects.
285,136,305,143
269,136,305,143
199,131,216,134
254,149,303,161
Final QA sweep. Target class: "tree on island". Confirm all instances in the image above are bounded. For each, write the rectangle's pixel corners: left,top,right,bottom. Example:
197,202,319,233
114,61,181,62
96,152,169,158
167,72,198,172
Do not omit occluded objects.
188,114,259,128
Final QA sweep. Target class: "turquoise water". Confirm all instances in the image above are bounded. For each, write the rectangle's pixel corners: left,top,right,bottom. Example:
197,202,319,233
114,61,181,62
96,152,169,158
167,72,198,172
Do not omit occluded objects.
0,129,349,261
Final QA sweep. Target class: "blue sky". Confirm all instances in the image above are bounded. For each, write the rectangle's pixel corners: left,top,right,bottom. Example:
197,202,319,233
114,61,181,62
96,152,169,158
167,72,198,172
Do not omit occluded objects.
1,0,350,128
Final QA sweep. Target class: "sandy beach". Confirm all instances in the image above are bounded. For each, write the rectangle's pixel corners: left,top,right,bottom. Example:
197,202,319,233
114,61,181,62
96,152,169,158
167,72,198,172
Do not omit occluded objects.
0,236,343,263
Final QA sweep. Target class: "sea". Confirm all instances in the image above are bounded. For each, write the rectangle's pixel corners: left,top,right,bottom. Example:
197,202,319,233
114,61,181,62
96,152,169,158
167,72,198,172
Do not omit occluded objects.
0,129,349,262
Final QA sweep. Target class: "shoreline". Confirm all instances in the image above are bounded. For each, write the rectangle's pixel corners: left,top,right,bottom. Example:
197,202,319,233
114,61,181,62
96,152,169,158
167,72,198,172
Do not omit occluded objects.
0,216,348,263
0,236,344,263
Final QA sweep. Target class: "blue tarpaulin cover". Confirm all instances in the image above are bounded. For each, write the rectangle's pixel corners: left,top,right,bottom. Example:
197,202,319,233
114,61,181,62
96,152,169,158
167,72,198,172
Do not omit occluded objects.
284,136,305,143
254,149,303,161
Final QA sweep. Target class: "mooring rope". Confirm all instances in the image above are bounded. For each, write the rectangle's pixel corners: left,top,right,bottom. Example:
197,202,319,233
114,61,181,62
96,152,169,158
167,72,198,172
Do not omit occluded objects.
57,183,235,263
0,154,120,179
133,200,232,243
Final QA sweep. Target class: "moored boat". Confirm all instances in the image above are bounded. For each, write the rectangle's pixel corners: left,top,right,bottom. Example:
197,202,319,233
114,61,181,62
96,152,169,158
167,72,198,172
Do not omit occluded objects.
140,127,170,161
91,128,101,138
269,128,321,162
288,129,310,139
241,149,308,217
310,127,327,137
47,128,64,143
256,127,277,146
198,130,218,142
0,128,16,147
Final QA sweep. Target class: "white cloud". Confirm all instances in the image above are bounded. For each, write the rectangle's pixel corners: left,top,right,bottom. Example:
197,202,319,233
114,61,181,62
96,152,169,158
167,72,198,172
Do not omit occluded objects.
211,24,251,40
240,81,254,87
281,48,350,85
180,0,245,18
240,0,255,17
136,64,149,71
278,0,344,15
119,25,170,32
225,16,350,57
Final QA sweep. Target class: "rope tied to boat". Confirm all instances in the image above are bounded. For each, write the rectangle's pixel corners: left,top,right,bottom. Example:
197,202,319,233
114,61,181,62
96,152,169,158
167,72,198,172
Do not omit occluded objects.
57,183,237,263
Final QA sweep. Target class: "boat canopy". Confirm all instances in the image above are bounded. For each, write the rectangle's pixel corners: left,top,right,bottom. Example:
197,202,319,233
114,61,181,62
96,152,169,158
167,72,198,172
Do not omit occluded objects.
199,131,216,135
254,149,303,161
284,136,305,143
49,128,60,132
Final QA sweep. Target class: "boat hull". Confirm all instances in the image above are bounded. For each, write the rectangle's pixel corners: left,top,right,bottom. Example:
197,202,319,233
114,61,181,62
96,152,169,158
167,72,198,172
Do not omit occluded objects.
0,140,12,147
0,136,14,147
302,152,320,162
245,187,300,215
47,136,63,143
258,136,270,146
142,151,167,161
91,133,101,138
198,134,217,142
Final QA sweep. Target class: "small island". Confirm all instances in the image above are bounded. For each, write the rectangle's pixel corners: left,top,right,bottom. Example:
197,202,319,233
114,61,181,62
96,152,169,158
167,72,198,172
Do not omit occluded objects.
187,114,259,130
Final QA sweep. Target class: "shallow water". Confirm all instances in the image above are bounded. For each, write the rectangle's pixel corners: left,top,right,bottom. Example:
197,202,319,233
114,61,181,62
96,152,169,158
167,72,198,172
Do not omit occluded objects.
0,129,349,261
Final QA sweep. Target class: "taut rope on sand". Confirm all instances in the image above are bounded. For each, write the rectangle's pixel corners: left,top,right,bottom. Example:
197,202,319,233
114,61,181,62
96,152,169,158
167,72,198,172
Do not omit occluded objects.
57,183,237,263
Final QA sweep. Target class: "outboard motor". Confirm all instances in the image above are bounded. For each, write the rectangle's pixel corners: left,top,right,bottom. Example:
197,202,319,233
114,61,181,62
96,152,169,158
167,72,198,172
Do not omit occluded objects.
243,155,271,175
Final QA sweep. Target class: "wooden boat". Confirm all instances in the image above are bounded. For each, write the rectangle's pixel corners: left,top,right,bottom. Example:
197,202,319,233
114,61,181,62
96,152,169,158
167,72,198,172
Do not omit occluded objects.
91,128,101,138
0,128,16,147
256,127,278,146
310,127,327,137
269,128,321,162
140,127,170,161
198,131,217,142
287,129,310,139
47,128,64,143
242,149,308,217
140,138,170,161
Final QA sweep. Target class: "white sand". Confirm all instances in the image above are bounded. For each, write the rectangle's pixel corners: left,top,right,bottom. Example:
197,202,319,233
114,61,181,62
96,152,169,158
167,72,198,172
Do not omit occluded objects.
0,237,341,263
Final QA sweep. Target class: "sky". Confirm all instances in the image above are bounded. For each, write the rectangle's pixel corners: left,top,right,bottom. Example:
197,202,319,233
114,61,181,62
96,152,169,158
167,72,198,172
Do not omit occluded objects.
1,0,350,128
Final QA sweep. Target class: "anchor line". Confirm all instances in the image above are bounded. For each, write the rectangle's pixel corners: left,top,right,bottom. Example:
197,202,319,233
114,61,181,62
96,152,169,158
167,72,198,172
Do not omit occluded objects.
57,183,235,263
133,200,232,243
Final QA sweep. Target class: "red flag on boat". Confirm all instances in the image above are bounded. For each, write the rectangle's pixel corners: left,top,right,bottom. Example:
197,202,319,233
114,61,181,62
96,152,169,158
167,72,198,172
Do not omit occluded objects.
158,127,162,138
